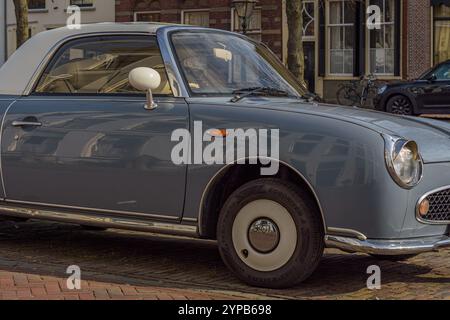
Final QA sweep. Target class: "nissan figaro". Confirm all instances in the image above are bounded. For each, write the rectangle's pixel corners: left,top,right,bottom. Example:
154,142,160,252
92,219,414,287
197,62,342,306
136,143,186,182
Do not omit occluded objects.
0,23,448,288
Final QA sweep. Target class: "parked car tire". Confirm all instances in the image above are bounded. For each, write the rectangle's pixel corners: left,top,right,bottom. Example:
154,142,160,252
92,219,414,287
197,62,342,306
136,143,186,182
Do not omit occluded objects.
217,178,324,288
370,254,418,261
386,95,414,115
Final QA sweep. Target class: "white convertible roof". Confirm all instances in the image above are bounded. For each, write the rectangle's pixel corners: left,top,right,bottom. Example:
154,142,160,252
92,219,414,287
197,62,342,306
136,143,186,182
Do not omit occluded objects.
0,23,170,95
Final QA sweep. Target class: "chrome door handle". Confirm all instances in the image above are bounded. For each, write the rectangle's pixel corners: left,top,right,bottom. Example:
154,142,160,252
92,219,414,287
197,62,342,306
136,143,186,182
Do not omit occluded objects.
12,121,42,127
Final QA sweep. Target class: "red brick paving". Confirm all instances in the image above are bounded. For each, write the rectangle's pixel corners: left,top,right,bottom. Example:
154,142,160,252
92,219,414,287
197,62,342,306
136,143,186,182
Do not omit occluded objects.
0,220,448,300
0,270,244,300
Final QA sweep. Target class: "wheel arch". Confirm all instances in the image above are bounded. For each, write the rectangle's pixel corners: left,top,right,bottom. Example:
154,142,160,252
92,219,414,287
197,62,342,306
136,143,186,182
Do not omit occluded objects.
197,158,326,239
384,91,419,114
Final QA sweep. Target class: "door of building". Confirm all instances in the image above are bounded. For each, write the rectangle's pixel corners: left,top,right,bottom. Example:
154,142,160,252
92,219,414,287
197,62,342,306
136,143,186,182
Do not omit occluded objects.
303,41,315,93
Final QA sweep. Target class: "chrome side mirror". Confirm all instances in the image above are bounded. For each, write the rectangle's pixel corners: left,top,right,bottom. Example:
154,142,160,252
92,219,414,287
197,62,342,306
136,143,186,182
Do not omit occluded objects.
129,67,161,110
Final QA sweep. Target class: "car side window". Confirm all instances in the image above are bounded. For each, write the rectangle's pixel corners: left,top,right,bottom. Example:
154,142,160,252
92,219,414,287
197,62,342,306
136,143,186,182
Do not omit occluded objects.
433,63,450,80
34,35,172,96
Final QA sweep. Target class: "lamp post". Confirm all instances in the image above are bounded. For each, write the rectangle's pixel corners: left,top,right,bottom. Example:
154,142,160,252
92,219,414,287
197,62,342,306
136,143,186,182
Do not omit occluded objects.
232,0,258,35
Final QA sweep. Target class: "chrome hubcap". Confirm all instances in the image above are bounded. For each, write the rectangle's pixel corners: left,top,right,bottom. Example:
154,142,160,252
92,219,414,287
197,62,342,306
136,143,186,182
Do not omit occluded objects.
248,218,280,253
232,199,298,272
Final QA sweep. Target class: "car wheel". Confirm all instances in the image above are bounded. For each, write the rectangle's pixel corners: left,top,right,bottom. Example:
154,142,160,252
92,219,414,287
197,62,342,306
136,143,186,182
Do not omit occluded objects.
386,95,414,115
370,254,418,261
217,178,324,288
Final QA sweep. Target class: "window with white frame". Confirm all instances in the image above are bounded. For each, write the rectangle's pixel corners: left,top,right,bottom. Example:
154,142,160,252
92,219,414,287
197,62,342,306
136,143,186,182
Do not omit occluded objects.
28,0,46,10
183,10,210,27
134,11,161,22
369,0,396,75
232,7,262,41
434,4,450,64
70,0,94,7
327,0,355,75
302,0,315,39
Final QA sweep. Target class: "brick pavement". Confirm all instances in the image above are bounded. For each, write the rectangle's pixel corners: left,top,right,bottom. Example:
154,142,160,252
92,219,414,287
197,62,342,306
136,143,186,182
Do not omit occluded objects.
0,220,448,300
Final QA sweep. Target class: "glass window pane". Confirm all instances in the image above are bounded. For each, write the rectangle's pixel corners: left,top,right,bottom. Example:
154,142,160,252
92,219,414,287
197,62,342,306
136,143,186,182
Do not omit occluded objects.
370,28,384,49
343,1,355,24
385,49,394,74
344,50,354,74
434,4,450,18
135,12,161,22
35,36,172,95
344,26,354,49
28,0,46,9
434,20,450,64
330,26,342,49
385,25,394,49
329,2,342,24
184,11,210,27
330,51,344,74
371,48,386,74
385,0,395,23
170,32,305,96
303,2,315,37
433,63,450,79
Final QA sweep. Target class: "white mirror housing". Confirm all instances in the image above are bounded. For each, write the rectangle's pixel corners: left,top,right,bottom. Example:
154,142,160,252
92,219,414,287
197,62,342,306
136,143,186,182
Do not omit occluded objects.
129,67,161,110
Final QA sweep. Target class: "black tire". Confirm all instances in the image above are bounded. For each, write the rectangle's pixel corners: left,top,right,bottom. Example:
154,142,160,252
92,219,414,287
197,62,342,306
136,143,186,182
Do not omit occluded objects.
370,254,418,261
217,178,324,289
337,86,360,106
386,95,414,115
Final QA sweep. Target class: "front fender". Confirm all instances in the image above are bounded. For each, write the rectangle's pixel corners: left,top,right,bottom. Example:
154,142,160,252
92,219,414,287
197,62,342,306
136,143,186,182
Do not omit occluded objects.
381,87,421,114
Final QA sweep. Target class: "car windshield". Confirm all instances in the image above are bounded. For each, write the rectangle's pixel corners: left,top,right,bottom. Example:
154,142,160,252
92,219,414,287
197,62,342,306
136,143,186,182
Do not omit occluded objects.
170,31,307,98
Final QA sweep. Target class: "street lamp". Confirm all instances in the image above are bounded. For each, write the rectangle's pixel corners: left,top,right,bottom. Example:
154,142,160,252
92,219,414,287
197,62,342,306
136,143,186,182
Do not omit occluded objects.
232,0,258,35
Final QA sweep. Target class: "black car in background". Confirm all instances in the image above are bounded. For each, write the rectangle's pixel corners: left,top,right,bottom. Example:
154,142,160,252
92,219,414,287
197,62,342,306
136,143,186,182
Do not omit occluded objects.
375,60,450,115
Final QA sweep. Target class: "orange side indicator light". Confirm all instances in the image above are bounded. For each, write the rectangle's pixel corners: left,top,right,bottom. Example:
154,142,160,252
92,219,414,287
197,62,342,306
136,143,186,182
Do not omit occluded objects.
418,198,430,217
207,129,229,137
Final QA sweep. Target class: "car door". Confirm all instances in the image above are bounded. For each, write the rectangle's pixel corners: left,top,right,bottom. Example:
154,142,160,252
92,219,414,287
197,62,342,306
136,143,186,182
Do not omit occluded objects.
0,35,188,219
416,62,450,111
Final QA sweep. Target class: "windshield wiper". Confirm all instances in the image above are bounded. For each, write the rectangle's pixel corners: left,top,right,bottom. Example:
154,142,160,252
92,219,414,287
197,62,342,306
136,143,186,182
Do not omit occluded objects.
230,87,291,103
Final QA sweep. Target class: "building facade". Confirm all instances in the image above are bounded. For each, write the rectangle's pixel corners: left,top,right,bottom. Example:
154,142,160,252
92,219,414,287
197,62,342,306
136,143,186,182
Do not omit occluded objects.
6,0,115,57
116,0,450,101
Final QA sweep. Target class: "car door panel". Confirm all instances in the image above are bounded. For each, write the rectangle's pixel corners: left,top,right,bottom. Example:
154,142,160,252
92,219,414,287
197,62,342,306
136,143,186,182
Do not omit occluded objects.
1,96,188,218
0,97,19,200
415,80,450,111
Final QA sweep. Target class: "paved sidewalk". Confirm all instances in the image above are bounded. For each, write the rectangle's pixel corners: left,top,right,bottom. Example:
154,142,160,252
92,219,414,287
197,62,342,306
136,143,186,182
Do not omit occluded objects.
0,221,448,300
0,270,244,300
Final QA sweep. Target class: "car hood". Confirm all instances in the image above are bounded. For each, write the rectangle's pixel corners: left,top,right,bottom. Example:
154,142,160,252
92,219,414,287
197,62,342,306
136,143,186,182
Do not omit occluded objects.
240,98,450,164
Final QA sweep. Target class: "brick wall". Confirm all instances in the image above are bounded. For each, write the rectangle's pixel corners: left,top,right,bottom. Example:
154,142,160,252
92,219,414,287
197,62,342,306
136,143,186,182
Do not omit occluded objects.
405,0,432,79
115,0,283,56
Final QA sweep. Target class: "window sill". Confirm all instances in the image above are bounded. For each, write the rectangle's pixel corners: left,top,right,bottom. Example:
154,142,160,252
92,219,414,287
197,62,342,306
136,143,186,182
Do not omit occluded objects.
65,6,96,12
29,9,48,13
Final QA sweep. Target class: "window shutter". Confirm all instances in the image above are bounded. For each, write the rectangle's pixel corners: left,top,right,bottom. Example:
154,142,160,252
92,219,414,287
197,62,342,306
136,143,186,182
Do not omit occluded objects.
354,1,366,77
318,0,326,77
394,0,401,76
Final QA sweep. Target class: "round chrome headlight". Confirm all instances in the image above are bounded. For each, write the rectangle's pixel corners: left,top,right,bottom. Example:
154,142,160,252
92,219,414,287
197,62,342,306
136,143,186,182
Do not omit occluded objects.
385,137,423,189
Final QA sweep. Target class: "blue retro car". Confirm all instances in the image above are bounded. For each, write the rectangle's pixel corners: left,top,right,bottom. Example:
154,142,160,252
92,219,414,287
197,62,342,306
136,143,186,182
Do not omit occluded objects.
0,23,448,288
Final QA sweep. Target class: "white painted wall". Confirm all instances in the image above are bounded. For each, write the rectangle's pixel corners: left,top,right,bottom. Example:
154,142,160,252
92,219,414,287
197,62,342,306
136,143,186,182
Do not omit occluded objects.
6,0,115,57
0,1,6,65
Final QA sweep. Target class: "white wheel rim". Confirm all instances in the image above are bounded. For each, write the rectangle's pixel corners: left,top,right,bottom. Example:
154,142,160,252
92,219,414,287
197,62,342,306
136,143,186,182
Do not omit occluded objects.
232,199,298,272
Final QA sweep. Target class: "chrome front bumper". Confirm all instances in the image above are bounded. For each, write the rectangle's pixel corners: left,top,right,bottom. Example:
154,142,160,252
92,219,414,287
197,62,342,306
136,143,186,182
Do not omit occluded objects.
325,234,450,255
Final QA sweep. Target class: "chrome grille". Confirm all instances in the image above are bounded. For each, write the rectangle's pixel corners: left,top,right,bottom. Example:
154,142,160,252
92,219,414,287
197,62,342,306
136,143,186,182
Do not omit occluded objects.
423,188,450,222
